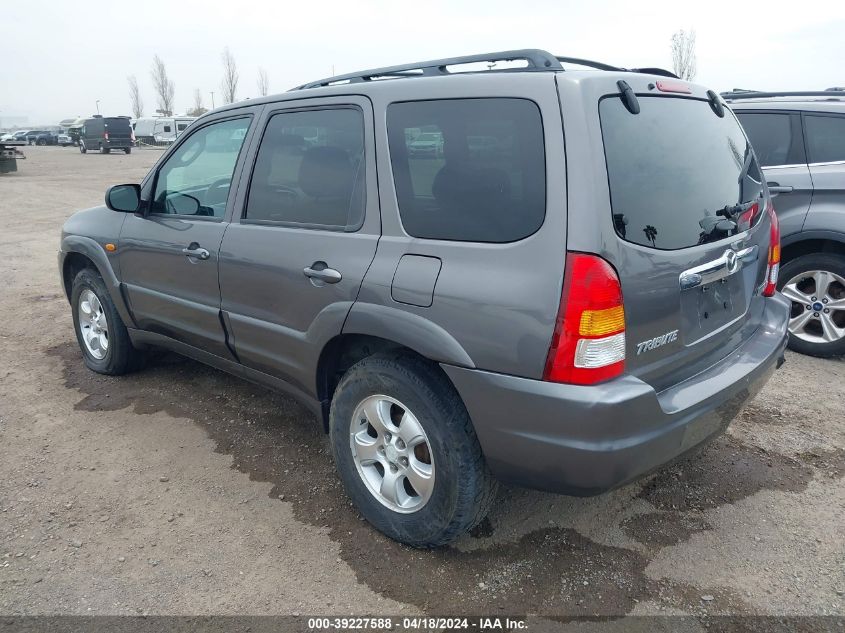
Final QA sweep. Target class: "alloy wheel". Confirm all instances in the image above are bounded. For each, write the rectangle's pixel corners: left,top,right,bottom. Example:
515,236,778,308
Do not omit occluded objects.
78,289,110,360
349,395,435,513
781,269,845,344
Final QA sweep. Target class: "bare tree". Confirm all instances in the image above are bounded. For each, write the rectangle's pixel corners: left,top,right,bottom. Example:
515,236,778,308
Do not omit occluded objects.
127,75,144,119
150,55,175,116
221,47,239,104
187,88,208,117
671,29,697,81
257,67,269,97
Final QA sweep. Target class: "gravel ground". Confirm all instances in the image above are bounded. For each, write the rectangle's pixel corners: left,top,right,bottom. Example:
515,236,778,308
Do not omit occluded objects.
0,146,843,620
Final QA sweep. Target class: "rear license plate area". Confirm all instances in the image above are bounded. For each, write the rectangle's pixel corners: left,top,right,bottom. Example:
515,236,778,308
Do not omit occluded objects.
680,278,745,343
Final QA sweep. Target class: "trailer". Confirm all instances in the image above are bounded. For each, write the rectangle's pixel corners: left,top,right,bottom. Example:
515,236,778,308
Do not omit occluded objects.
0,139,26,173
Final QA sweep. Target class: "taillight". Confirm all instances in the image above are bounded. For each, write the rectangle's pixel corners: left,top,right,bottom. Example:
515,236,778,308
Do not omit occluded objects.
543,253,625,385
104,131,109,140
763,201,780,297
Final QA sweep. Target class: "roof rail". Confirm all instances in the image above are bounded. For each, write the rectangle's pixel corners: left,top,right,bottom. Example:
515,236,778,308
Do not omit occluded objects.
292,49,562,90
721,89,845,101
292,49,680,90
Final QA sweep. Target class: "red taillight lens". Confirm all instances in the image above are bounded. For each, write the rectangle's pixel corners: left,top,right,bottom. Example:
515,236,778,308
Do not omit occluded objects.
763,201,780,297
543,253,626,385
104,131,109,140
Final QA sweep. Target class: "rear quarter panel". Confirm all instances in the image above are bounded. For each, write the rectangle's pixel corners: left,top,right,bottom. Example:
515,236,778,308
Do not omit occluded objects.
353,74,568,379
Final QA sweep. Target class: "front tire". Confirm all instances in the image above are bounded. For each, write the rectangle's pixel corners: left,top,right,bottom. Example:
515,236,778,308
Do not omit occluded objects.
79,141,87,154
124,147,131,154
71,269,144,375
329,352,497,547
778,253,845,357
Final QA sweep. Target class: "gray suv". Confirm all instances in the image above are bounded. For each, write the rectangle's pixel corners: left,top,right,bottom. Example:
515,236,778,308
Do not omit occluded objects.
725,89,845,357
59,50,789,546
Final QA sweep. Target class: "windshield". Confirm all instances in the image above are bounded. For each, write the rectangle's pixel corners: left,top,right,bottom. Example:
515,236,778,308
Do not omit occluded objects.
600,96,764,250
416,133,440,142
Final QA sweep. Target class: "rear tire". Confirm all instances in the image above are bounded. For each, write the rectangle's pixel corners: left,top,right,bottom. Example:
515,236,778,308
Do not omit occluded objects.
778,252,845,358
100,145,110,154
124,147,131,154
71,268,145,375
329,352,497,547
36,138,47,146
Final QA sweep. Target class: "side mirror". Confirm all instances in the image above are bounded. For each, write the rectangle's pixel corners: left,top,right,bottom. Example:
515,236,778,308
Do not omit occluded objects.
105,184,141,213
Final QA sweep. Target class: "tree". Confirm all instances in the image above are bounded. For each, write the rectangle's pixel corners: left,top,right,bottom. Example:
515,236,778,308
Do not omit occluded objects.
221,47,239,104
187,88,208,117
127,75,144,119
150,55,175,116
671,29,697,81
257,67,269,97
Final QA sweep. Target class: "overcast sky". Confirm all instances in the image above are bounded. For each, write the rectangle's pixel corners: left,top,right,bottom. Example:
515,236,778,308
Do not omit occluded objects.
2,0,843,126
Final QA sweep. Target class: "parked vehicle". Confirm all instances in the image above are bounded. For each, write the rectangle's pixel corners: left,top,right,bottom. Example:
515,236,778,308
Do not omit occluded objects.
57,133,73,147
407,131,443,157
0,130,29,142
67,119,85,146
59,50,789,546
79,116,132,154
33,131,59,146
725,89,845,357
132,116,196,145
25,130,51,145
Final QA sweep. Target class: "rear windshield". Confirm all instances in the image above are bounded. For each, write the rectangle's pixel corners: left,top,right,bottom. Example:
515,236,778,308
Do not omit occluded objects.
104,117,131,131
600,96,764,250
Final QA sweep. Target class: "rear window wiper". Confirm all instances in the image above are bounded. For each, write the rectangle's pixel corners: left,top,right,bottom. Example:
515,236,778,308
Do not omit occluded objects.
716,201,755,221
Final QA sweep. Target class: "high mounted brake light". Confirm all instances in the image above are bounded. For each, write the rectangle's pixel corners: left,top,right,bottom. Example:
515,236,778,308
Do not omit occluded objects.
762,201,780,297
655,80,692,94
544,253,625,385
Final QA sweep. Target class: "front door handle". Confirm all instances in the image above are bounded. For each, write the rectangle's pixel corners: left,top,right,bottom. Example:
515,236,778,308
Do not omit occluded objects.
303,262,342,284
767,182,794,194
182,242,210,260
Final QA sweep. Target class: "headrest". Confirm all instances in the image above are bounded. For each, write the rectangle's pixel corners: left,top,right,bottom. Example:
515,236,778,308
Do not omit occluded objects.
298,146,354,198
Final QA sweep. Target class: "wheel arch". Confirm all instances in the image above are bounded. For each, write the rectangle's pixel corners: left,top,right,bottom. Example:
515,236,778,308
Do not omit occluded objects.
315,325,473,433
781,231,845,264
60,236,135,328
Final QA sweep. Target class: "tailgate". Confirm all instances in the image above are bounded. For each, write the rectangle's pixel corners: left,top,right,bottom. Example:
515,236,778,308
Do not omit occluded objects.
589,86,775,391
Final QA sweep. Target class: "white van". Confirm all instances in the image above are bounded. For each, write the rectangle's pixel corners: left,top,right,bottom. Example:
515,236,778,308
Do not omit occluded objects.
132,117,196,145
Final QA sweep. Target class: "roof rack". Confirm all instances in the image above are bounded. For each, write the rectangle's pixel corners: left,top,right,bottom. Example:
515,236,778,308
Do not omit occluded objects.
292,49,678,90
721,89,845,101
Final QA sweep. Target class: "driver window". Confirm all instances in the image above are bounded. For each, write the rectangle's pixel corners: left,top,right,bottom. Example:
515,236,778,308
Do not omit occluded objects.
151,117,250,217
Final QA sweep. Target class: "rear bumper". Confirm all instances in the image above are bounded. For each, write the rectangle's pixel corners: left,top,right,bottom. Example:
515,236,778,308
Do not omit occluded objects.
442,294,790,495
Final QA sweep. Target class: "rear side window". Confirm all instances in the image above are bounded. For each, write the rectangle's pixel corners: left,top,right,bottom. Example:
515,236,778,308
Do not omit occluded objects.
245,108,365,230
600,96,764,250
804,115,845,164
735,113,795,167
387,98,546,243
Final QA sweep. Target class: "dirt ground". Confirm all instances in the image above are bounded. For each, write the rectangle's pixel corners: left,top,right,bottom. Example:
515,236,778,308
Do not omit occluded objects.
0,147,843,621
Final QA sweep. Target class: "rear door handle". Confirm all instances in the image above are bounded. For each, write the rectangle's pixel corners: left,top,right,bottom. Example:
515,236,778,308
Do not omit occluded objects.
767,182,794,194
182,242,210,260
303,262,342,284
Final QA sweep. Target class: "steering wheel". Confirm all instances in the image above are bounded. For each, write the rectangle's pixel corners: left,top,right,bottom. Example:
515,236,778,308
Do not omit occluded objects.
269,185,302,202
201,177,234,211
